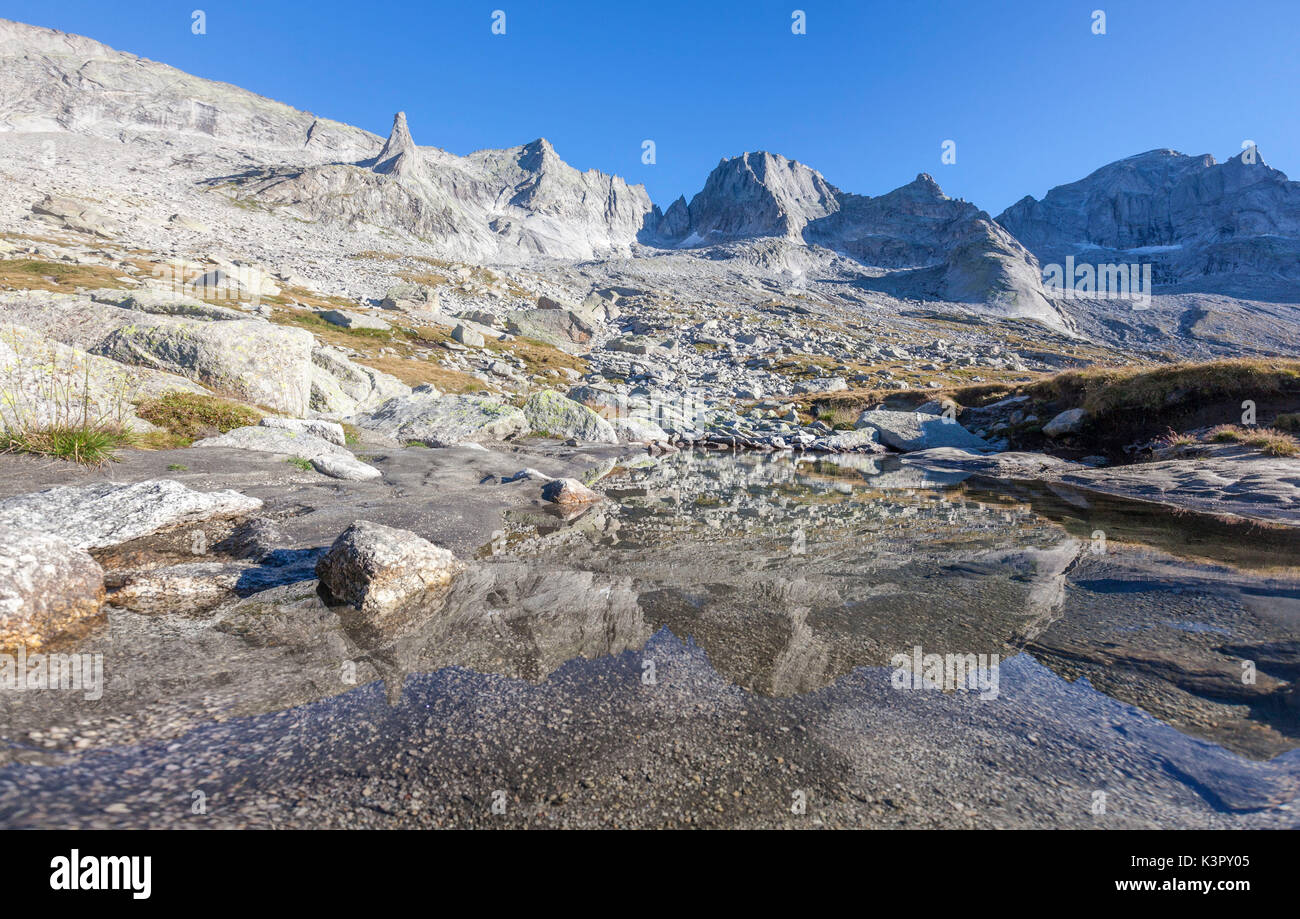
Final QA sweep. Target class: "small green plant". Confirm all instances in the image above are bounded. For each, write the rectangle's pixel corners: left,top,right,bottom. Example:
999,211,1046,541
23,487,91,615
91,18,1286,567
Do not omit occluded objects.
1246,430,1300,457
285,455,314,471
167,462,188,471
135,391,261,444
815,404,859,430
1207,424,1299,456
1157,429,1198,448
1274,412,1300,434
1208,424,1248,443
0,327,136,465
4,425,135,464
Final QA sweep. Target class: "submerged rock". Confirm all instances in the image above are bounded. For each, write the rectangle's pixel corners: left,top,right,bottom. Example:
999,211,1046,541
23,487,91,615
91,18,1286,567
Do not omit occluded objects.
105,561,252,615
0,527,105,651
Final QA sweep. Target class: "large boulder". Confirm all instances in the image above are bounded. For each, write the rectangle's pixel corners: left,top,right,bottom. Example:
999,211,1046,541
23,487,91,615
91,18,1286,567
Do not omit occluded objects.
504,308,594,354
0,480,262,550
566,384,627,418
316,309,391,331
31,193,115,237
380,283,439,311
191,425,349,459
541,478,604,506
316,521,465,618
809,429,885,453
522,390,617,443
309,345,410,416
355,388,529,446
0,322,207,432
259,416,346,445
0,527,105,651
540,478,605,506
1043,408,1088,437
854,410,993,452
451,323,485,348
90,289,247,321
91,316,315,415
611,415,669,443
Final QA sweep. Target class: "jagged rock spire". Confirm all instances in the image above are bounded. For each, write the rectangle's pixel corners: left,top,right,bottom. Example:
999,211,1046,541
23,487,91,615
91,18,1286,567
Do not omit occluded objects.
372,111,422,179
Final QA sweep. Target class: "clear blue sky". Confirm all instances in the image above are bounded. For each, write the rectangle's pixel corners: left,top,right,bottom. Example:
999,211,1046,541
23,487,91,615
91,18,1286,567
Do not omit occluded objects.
5,0,1298,215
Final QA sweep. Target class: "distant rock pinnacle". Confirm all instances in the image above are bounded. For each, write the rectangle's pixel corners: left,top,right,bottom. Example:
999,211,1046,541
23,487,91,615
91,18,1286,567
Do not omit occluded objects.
372,111,422,179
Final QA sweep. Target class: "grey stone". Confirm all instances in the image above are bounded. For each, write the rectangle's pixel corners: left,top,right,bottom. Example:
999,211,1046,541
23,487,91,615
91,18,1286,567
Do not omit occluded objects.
91,315,315,415
192,425,349,459
356,390,529,446
309,345,410,416
855,410,993,452
1043,408,1088,437
0,527,104,651
309,453,382,481
522,390,617,443
90,289,247,321
316,309,391,331
380,283,439,311
809,429,883,453
451,323,485,347
31,193,114,237
259,416,346,445
0,480,263,550
541,477,604,506
316,521,465,617
505,309,594,353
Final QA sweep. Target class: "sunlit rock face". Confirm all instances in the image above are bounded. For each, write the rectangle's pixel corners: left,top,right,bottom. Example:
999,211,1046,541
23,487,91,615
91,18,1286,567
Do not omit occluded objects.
997,148,1300,286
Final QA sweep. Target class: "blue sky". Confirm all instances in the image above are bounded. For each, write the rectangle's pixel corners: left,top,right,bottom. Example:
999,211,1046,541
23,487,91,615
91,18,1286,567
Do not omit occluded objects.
5,0,1298,214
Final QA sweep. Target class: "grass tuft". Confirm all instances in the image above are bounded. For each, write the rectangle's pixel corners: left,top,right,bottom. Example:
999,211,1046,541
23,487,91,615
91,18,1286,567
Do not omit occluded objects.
1207,425,1300,456
3,424,134,465
135,391,261,445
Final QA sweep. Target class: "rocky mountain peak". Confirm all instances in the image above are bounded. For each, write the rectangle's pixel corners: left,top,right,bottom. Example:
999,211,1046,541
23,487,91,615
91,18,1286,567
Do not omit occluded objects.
910,173,943,193
997,146,1300,285
517,137,560,169
659,150,841,242
371,111,422,179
